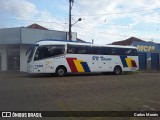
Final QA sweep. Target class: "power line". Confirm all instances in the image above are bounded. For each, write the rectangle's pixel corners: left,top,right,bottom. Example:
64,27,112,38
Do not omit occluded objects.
73,7,160,16
0,18,66,24
73,25,160,41
73,19,160,32
73,25,127,37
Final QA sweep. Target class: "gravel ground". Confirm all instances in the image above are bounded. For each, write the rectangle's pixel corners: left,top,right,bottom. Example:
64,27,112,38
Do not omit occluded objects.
0,71,160,120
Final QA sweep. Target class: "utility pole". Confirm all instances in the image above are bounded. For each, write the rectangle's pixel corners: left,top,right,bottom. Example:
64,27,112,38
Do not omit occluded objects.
69,0,73,41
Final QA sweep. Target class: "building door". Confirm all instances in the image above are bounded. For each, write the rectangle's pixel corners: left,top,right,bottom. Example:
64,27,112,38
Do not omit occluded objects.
151,53,159,70
138,53,147,70
0,55,1,71
7,45,20,71
7,56,20,70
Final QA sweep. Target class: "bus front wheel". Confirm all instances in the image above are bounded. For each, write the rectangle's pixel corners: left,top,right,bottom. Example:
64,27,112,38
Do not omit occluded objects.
114,66,122,75
55,66,67,77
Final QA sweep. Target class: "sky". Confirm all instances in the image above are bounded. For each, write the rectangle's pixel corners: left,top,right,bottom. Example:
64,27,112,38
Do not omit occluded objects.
0,0,160,44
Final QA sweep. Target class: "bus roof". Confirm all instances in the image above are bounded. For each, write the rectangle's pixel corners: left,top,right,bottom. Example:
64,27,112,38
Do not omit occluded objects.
36,39,137,49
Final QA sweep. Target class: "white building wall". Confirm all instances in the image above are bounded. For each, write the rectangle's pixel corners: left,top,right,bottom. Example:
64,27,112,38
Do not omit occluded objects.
21,28,72,44
0,28,20,44
0,49,1,71
20,45,29,72
0,45,7,71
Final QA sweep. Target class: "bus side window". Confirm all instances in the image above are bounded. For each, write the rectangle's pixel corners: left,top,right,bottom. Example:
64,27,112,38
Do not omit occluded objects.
110,48,121,55
67,48,73,53
104,47,111,55
111,48,117,55
131,49,138,56
77,46,87,54
121,48,137,56
34,46,49,61
34,45,65,61
48,45,65,56
87,46,101,54
67,45,77,54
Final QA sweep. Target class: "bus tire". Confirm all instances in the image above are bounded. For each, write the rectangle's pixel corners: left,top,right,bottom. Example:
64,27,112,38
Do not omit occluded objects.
55,66,67,77
114,66,122,75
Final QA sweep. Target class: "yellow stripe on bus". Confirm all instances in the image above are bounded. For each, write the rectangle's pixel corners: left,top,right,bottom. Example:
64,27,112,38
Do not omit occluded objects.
125,58,133,67
73,60,85,72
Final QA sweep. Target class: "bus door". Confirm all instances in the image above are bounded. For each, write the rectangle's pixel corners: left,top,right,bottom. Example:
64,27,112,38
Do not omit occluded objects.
33,46,47,73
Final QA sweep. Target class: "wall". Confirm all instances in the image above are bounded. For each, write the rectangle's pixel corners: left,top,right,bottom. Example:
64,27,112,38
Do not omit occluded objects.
0,50,1,71
21,28,77,44
132,41,160,70
0,27,77,45
0,45,7,71
0,28,21,44
132,41,160,59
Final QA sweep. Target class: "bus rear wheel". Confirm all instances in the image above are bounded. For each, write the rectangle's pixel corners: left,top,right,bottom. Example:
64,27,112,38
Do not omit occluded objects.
55,66,67,77
114,66,122,75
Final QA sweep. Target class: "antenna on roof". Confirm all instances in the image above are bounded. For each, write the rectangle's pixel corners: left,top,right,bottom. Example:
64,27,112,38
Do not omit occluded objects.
92,39,94,44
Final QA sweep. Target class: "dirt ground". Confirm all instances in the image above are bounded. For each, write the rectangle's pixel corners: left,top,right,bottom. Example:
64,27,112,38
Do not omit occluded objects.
0,71,160,120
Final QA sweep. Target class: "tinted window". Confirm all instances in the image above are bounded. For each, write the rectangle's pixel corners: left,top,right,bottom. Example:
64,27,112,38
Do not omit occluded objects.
34,45,65,61
108,48,138,56
103,47,111,55
110,48,120,55
130,49,138,56
67,45,87,54
122,49,131,55
121,48,138,56
67,44,138,56
87,46,102,54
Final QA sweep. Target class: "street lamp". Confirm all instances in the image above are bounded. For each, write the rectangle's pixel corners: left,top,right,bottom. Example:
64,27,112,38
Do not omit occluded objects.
71,18,82,27
69,18,82,41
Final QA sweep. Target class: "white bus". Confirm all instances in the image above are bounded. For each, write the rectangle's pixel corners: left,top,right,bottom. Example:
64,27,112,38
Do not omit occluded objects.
27,39,139,76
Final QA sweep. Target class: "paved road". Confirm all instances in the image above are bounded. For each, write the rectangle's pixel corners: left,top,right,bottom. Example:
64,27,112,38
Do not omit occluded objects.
0,72,160,120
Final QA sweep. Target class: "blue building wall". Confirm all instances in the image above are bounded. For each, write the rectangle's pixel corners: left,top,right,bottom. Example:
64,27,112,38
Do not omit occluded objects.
132,41,160,59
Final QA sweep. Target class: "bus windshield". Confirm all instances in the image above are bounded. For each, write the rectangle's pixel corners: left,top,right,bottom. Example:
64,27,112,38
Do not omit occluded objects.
27,46,36,63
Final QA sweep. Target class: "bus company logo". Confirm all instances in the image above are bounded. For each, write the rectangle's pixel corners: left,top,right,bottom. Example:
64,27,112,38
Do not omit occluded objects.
35,65,43,67
66,58,91,73
137,45,155,52
92,56,112,61
120,56,137,68
2,112,11,117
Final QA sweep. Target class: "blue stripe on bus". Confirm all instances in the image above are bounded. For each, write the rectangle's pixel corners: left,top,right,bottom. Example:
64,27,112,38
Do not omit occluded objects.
120,56,128,67
81,62,91,72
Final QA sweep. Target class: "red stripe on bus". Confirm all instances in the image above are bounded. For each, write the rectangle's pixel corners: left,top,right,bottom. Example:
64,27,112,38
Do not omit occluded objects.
131,60,137,67
66,58,78,72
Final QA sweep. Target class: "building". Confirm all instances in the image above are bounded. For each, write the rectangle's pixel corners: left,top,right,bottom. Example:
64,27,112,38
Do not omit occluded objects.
0,24,77,72
111,37,160,71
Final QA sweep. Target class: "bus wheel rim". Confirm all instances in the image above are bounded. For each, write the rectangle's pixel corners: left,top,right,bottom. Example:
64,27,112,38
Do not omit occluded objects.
58,69,64,75
115,68,120,74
